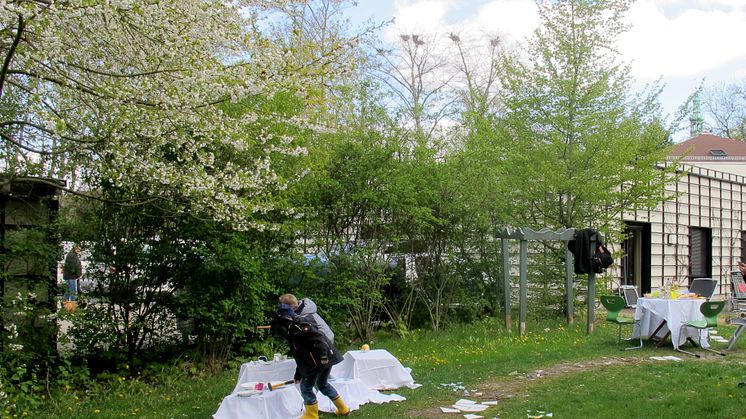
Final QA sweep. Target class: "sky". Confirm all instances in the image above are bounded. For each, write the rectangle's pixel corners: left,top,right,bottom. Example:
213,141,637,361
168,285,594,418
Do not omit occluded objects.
344,0,746,141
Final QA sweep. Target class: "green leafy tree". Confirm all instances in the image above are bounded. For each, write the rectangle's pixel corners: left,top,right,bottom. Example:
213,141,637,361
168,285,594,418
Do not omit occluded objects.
496,0,677,231
65,191,288,371
289,122,410,341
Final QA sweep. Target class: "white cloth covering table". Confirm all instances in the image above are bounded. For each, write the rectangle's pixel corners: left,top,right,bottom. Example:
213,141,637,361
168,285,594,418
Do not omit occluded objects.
232,359,296,394
213,385,303,419
316,377,406,413
218,356,410,418
331,349,418,390
633,297,710,350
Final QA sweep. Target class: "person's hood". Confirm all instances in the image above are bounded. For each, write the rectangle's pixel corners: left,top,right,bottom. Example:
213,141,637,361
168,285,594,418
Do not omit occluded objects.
276,303,297,320
296,298,317,315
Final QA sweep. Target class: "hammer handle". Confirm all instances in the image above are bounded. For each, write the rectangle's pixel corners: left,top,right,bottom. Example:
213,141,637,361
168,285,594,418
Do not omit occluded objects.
268,380,295,391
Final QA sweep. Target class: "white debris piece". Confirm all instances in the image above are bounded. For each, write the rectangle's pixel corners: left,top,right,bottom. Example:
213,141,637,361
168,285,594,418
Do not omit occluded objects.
441,407,461,413
649,356,683,361
441,382,467,392
454,403,489,412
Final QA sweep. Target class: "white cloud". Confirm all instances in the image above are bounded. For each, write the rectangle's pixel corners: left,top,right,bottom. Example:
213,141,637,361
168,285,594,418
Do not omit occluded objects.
387,0,538,50
387,0,746,81
619,0,746,81
389,0,450,37
472,0,538,43
380,0,746,124
654,0,746,9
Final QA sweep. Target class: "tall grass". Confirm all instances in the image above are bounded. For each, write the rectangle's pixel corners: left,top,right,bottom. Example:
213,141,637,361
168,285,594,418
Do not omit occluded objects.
33,316,746,418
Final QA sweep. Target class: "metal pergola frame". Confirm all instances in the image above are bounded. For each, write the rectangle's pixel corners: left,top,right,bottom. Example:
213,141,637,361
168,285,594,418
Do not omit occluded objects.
496,227,601,335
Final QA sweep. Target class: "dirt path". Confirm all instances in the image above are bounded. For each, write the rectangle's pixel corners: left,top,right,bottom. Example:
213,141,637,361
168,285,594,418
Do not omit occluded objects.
406,353,746,418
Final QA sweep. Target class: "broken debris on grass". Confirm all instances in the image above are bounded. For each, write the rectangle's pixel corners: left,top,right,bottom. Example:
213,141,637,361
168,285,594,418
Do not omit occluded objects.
649,355,683,361
526,409,553,418
439,397,499,417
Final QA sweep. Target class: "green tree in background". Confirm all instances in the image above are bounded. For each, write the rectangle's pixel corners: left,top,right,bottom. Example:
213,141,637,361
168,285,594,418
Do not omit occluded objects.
495,0,677,231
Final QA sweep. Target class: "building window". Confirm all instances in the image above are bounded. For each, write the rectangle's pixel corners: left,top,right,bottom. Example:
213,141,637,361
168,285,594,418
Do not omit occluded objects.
691,227,712,279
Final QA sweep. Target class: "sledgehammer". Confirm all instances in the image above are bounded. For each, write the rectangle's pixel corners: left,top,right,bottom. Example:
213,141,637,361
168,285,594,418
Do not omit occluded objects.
268,380,295,391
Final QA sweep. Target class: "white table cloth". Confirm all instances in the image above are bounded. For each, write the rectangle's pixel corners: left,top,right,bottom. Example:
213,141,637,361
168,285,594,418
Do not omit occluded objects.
633,297,710,350
219,351,414,418
233,359,296,394
213,386,303,419
317,377,406,413
331,349,418,390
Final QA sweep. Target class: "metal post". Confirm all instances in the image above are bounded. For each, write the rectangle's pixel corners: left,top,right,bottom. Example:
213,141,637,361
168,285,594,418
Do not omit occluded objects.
565,246,574,325
519,239,528,336
502,238,512,332
587,235,597,335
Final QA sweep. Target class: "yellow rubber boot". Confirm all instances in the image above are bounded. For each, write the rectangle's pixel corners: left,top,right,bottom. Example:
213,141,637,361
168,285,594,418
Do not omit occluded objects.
300,402,319,419
332,395,351,416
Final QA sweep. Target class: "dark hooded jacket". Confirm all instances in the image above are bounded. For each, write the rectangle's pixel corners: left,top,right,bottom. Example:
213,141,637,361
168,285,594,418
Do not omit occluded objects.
63,249,82,280
273,315,343,380
568,228,598,274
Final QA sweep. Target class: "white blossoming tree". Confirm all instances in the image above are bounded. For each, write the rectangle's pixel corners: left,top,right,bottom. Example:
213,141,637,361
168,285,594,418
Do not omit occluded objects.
0,0,336,230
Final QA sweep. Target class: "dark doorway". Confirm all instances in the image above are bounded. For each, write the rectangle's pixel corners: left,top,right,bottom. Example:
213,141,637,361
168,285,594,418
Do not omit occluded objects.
622,222,651,295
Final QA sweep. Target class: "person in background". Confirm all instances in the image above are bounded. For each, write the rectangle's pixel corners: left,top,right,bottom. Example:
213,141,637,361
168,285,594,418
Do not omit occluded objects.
738,261,746,277
279,293,334,343
273,303,349,418
63,245,82,302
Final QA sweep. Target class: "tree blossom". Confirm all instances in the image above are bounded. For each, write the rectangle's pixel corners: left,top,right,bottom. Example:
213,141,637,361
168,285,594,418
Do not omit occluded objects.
1,0,348,229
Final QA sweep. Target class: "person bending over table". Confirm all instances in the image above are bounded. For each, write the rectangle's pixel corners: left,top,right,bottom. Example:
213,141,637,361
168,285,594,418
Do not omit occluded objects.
273,303,350,418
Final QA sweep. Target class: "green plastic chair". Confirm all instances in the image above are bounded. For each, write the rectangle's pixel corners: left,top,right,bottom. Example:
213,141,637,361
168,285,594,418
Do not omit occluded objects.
676,300,726,357
600,295,642,350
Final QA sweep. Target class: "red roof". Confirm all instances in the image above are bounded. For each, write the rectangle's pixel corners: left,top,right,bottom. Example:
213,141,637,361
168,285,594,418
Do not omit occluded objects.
671,133,746,158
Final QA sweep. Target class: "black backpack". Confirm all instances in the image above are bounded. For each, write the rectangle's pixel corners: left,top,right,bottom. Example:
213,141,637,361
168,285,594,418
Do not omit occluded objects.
591,245,613,273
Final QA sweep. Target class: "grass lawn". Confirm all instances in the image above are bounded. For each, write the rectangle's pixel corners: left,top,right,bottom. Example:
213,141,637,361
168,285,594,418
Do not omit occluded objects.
35,313,746,419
